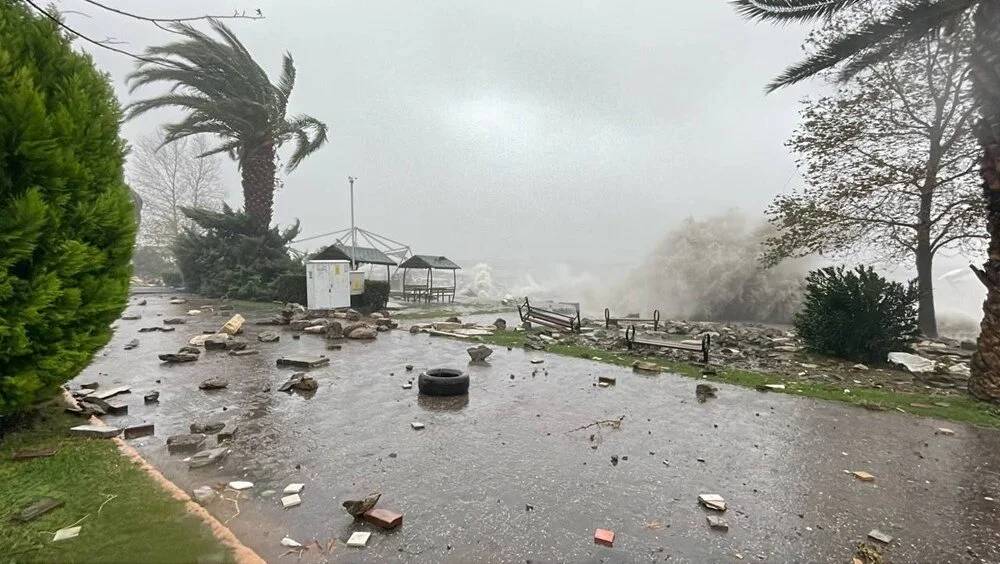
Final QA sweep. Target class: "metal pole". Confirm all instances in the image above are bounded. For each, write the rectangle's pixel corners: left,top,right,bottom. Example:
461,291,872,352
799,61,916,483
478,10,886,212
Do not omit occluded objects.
348,176,357,269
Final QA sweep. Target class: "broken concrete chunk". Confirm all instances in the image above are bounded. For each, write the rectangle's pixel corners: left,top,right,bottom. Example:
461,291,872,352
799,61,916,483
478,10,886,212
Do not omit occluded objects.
284,483,305,495
163,317,187,325
851,471,876,482
52,525,81,542
281,494,302,508
92,386,130,400
123,423,154,439
178,346,201,355
698,493,726,511
935,427,956,436
10,447,58,461
598,375,617,386
166,433,207,453
144,391,160,404
216,425,239,443
695,383,718,403
276,355,329,368
342,492,381,516
188,447,229,468
706,515,729,531
228,481,253,490
192,486,216,504
363,508,403,529
105,402,128,416
278,373,318,393
198,378,228,390
189,333,228,347
121,312,141,320
190,421,226,434
169,298,187,304
14,497,64,522
204,338,230,351
346,531,371,547
123,338,139,350
347,325,377,340
159,353,198,363
69,425,121,439
220,314,245,335
594,528,615,547
887,352,935,373
281,537,302,548
467,344,494,362
411,421,425,430
632,360,661,372
257,331,280,343
867,529,893,544
139,326,175,333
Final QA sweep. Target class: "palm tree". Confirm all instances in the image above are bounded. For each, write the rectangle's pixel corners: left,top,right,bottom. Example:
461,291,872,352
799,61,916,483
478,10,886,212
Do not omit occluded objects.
732,0,1000,402
126,19,327,231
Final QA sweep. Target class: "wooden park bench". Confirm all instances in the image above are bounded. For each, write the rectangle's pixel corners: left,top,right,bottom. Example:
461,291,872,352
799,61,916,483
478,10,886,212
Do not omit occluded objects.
605,308,660,331
518,297,581,333
624,325,711,363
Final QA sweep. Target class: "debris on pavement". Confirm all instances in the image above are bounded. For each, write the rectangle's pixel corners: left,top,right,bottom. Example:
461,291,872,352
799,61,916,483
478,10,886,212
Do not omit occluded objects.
886,352,935,374
363,508,403,529
276,355,330,368
867,529,893,544
167,434,206,452
467,344,494,362
159,352,198,363
281,537,303,548
192,486,216,504
52,525,81,542
92,386,130,400
13,497,64,522
228,481,254,491
598,375,616,386
411,421,425,430
698,493,727,511
281,494,302,508
594,528,615,547
935,427,956,436
144,391,159,404
284,483,305,495
258,331,280,343
123,338,139,350
706,515,729,531
69,424,121,438
220,314,245,335
346,531,371,547
342,492,381,516
851,471,875,482
169,298,187,304
632,360,661,373
217,424,239,442
198,378,228,390
530,359,544,364
278,372,318,392
190,421,225,434
121,312,141,320
139,326,175,333
695,383,718,403
123,423,155,439
187,447,229,468
10,447,58,461
163,317,187,325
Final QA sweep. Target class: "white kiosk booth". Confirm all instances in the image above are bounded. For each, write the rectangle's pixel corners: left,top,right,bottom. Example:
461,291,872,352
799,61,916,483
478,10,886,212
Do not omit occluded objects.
306,260,352,310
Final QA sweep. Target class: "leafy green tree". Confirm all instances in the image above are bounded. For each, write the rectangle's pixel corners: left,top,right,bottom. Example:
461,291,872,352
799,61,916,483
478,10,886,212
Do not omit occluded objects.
0,0,135,414
765,13,982,338
126,19,327,231
795,265,919,362
733,0,1000,402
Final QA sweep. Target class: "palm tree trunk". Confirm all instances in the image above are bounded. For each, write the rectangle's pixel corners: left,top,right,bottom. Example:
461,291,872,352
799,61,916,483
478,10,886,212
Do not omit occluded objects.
968,3,1000,402
241,142,277,231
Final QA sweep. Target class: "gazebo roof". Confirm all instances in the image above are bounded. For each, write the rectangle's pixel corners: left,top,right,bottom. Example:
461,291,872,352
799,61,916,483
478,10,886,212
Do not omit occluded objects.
398,255,461,270
313,243,396,266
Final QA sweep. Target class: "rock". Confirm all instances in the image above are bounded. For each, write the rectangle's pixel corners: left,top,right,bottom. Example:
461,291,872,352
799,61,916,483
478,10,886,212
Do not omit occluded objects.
169,298,187,304
405,364,414,371
13,497,64,522
852,363,869,371
363,508,403,529
594,528,615,547
493,318,507,330
123,423,154,439
228,481,253,491
303,325,326,334
278,372,318,393
257,331,280,343
198,378,228,390
121,312,141,320
189,333,228,346
276,355,329,368
347,326,377,340
325,321,343,339
217,424,239,442
445,316,461,323
159,353,198,363
167,433,207,453
187,309,202,315
409,325,421,334
281,537,302,548
346,531,371,547
92,385,130,400
344,309,362,321
887,352,936,373
178,345,201,355
192,486,216,504
851,470,875,482
598,375,617,386
229,349,258,356
936,427,956,436
695,383,718,403
187,447,229,468
432,321,462,331
948,363,971,377
342,492,381,516
284,483,305,495
139,326,175,333
281,494,302,508
698,493,726,511
190,421,226,434
163,317,187,325
69,424,121,438
467,344,494,362
632,360,661,372
411,421,425,430
123,339,140,350
137,299,147,306
706,515,729,531
144,391,160,404
867,529,893,544
220,314,245,335
204,338,229,351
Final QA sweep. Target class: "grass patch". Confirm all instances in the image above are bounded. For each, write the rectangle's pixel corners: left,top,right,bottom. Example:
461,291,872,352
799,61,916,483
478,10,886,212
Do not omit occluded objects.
0,403,232,564
477,331,1000,428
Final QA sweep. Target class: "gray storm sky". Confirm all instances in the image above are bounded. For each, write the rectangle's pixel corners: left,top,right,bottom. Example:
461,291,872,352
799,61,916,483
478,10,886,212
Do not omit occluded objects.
58,0,816,263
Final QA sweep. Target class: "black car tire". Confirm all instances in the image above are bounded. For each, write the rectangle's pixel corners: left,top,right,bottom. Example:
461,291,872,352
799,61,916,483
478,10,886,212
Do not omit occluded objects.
418,368,469,396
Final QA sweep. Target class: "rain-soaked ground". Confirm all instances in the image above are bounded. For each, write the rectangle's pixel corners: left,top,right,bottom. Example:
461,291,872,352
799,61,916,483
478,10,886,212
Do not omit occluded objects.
73,294,1000,563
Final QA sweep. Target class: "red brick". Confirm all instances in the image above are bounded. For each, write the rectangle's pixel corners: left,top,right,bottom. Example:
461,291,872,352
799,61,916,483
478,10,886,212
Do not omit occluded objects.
594,528,615,547
362,508,403,529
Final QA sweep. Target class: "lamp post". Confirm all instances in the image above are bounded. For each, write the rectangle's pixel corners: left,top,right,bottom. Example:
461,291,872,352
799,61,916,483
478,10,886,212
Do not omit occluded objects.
348,176,357,269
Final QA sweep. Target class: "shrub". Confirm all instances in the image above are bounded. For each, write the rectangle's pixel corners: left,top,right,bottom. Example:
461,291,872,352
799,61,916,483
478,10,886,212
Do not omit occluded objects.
352,280,390,313
0,1,136,414
274,273,307,305
795,265,918,363
173,205,299,300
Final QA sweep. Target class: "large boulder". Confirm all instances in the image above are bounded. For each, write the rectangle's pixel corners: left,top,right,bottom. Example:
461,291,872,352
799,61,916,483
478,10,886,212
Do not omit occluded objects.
325,321,343,339
467,345,494,363
347,326,377,340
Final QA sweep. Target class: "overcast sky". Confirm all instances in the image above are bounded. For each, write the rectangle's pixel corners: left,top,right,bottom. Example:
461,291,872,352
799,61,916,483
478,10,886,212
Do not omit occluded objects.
57,0,817,263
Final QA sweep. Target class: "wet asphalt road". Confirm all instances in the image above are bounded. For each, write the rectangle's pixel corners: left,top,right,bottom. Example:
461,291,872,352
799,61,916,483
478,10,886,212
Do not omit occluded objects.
73,295,1000,563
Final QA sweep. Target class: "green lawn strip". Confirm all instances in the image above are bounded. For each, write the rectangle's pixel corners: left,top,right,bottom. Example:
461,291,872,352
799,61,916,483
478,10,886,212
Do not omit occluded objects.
474,331,1000,428
0,404,232,564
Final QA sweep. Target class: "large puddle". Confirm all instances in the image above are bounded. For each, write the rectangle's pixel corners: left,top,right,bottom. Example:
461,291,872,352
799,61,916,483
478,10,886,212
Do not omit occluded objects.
73,294,1000,562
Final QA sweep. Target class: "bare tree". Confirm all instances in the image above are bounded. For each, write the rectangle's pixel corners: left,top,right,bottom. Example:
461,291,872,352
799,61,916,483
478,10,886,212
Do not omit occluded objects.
128,133,225,246
764,15,984,338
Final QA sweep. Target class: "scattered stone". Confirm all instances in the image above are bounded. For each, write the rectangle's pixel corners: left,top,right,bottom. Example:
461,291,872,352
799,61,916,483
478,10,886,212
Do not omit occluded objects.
137,299,147,306
530,359,544,365
935,427,956,436
13,497,63,522
598,375,617,386
228,481,253,491
362,507,403,529
190,421,226,434
867,529,893,544
52,525,82,542
467,344,494,362
217,425,239,442
198,378,228,390
347,326,377,340
342,492,381,516
123,339,140,350
493,318,507,330
257,331,280,343
706,515,729,531
303,325,326,334
178,345,201,355
887,352,935,374
346,531,371,547
281,537,303,548
121,312,141,320
80,382,100,390
159,353,198,363
402,383,412,390
411,421,425,430
405,364,414,371
167,434,207,453
695,383,718,403
163,317,187,325
10,447,58,461
92,386,130,400
169,298,187,304
852,364,870,371
276,355,329,368
229,349,258,356
188,447,229,468
326,343,342,350
284,483,305,495
192,486,216,504
123,423,154,439
852,471,876,482
281,494,302,508
69,424,121,438
220,314,245,335
594,528,615,547
632,360,661,372
139,326,175,333
187,309,202,315
278,373,318,392
204,338,230,351
698,493,726,511
144,391,160,404
948,363,971,377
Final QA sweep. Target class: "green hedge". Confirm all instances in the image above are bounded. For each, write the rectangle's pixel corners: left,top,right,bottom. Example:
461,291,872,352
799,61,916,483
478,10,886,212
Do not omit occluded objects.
0,0,136,414
275,273,307,305
352,280,390,313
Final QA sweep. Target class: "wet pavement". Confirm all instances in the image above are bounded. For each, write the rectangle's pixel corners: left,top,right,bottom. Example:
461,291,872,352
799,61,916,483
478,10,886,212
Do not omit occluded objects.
73,295,1000,563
